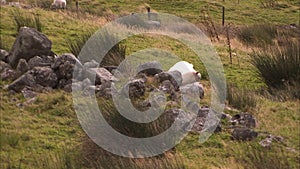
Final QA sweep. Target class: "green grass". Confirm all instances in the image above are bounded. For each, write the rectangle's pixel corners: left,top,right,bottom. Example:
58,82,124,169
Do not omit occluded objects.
0,1,300,169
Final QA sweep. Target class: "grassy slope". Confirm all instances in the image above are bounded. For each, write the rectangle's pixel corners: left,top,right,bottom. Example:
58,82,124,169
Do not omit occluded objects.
0,0,300,168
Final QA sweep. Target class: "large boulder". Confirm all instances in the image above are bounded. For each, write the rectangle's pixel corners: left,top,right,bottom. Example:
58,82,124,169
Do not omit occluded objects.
8,27,52,68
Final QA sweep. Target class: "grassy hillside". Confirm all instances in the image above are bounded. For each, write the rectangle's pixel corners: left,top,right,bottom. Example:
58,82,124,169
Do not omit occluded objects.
1,0,299,168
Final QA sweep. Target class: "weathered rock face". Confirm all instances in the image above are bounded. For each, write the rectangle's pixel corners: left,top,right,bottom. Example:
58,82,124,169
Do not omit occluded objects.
8,27,52,68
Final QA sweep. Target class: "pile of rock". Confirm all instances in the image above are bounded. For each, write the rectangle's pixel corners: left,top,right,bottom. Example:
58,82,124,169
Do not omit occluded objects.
1,27,264,141
1,27,116,98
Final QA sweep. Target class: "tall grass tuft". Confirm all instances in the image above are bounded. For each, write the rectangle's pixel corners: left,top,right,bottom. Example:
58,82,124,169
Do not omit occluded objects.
250,40,300,99
227,83,257,111
67,31,126,66
237,24,277,47
11,9,43,32
66,31,94,58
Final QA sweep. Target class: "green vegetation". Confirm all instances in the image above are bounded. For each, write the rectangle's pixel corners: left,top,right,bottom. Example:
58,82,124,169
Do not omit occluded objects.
11,8,43,32
1,0,299,168
250,40,300,99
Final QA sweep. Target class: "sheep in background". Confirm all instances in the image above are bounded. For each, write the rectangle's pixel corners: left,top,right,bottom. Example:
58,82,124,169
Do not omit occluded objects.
1,0,6,5
51,0,66,9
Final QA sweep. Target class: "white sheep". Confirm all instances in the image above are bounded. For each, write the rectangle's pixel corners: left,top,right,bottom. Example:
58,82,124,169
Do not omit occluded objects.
51,0,66,9
1,0,6,5
169,61,201,86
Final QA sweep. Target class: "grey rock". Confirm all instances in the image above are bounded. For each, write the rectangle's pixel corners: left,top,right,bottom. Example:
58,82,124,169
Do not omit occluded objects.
0,68,20,81
82,78,92,89
63,81,83,92
137,61,162,76
259,137,273,147
126,78,146,98
84,67,115,85
259,135,285,148
168,70,182,87
180,82,204,100
83,85,98,96
0,61,11,72
52,53,82,80
83,60,99,69
232,128,258,141
155,71,182,90
96,87,112,98
159,80,175,94
164,108,196,132
57,79,71,89
104,66,118,74
28,55,54,69
21,86,37,99
30,67,57,88
8,27,52,68
16,59,29,73
0,49,9,62
7,73,36,92
231,112,256,128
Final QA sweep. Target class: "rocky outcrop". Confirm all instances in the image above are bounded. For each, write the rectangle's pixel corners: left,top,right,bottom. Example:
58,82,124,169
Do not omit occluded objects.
1,26,266,144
